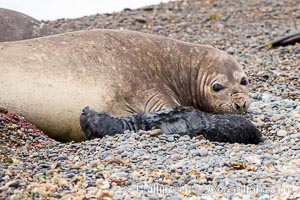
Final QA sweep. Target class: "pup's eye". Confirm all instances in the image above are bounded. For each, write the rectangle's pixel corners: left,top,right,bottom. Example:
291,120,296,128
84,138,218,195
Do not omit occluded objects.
212,83,224,92
240,77,248,85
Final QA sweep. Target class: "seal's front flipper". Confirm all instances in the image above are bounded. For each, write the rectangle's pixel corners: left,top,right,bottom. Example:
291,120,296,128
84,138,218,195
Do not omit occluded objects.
143,88,181,113
80,106,125,140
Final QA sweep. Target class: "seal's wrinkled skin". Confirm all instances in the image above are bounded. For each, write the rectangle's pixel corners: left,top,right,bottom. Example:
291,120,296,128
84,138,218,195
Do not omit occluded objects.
80,106,263,144
0,8,58,42
0,29,249,142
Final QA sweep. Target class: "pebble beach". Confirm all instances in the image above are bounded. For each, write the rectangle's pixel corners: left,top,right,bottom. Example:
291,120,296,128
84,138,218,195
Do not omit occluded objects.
1,0,300,199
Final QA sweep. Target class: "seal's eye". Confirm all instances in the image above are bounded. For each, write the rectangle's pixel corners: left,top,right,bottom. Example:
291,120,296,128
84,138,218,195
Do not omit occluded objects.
240,77,248,85
212,83,224,92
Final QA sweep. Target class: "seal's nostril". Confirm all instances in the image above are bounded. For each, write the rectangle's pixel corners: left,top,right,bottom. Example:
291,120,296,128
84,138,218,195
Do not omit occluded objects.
243,101,246,108
82,106,90,115
235,103,241,110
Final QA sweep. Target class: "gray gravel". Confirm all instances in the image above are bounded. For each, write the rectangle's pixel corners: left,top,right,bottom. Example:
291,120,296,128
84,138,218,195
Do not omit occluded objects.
1,0,300,199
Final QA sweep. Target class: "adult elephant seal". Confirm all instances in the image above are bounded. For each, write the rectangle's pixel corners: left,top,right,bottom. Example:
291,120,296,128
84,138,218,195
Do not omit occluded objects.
0,29,250,142
0,8,58,42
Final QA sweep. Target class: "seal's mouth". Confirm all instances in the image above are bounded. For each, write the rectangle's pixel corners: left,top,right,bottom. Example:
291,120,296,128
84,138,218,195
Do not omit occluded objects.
219,99,249,114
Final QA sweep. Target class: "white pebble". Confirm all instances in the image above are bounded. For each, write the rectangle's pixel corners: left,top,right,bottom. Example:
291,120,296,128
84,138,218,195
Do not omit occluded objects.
277,130,288,137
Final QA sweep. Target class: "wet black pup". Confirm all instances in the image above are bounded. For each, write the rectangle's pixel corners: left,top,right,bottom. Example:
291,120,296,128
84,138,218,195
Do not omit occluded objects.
80,106,263,144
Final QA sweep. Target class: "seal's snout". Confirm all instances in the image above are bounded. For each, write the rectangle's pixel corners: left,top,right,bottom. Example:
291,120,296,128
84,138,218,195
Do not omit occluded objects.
81,106,91,116
80,106,97,134
79,107,125,140
80,106,98,140
231,94,249,113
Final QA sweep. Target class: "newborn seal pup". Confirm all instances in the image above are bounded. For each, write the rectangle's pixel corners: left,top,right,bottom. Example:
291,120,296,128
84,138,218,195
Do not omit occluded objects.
80,106,263,144
0,8,58,42
0,29,249,142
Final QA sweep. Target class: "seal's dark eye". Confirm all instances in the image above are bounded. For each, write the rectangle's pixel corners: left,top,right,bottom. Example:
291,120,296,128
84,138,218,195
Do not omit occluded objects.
212,83,224,92
240,77,248,85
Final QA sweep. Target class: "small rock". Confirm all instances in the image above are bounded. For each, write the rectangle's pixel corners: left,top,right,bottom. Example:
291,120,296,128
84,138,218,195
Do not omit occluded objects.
292,146,300,150
198,148,208,156
169,196,181,200
170,159,187,169
135,17,147,23
285,102,294,108
6,180,20,188
39,163,51,169
149,129,162,136
72,162,84,169
112,172,128,180
290,110,300,119
290,133,300,139
167,136,175,142
32,152,39,157
178,135,191,141
152,25,164,32
143,6,154,11
277,130,288,137
271,115,282,122
0,186,8,192
253,121,265,127
190,149,200,156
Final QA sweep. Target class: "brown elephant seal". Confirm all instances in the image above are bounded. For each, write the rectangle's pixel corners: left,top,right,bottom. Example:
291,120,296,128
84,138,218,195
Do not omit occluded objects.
0,29,250,142
0,8,59,42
